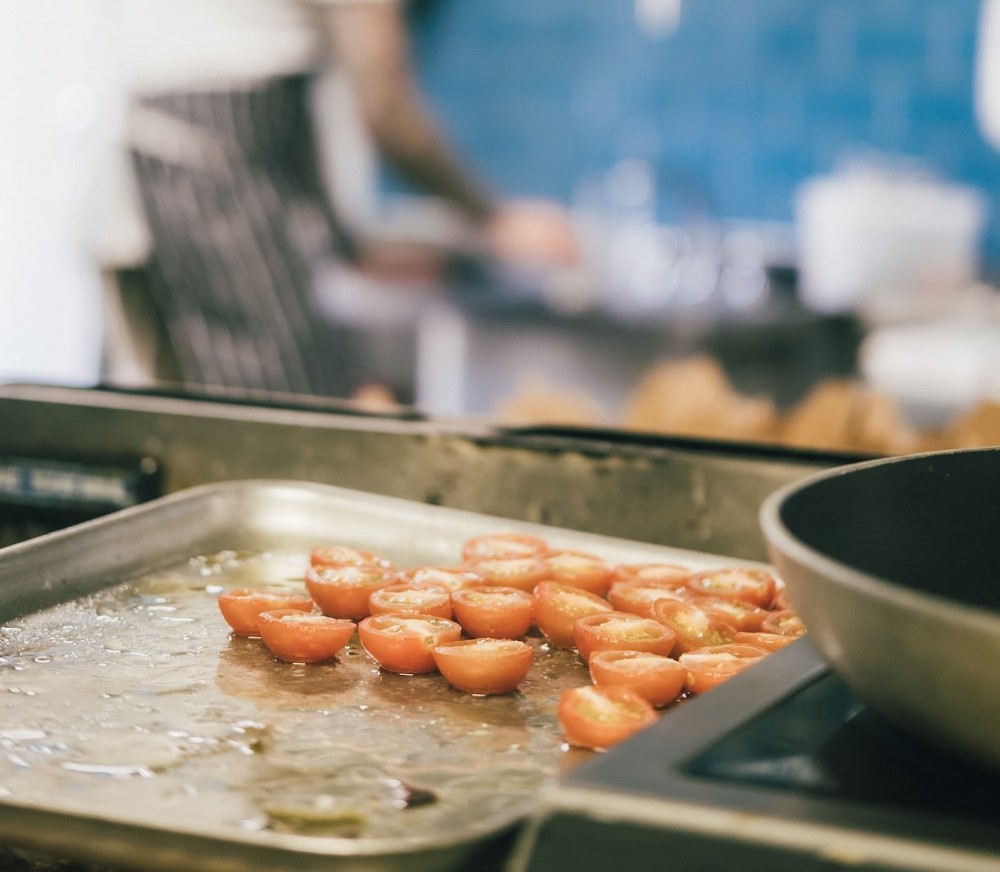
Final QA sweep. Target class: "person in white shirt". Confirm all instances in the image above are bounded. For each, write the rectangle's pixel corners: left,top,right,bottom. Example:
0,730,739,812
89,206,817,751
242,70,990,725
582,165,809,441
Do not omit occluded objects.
104,0,580,397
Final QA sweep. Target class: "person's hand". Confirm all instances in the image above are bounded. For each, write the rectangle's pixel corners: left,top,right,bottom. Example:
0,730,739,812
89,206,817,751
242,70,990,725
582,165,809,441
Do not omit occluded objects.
356,239,448,285
483,199,582,269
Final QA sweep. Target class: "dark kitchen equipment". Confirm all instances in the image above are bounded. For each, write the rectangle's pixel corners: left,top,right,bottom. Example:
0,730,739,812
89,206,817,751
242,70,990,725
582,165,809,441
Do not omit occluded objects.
0,452,162,548
759,447,1000,769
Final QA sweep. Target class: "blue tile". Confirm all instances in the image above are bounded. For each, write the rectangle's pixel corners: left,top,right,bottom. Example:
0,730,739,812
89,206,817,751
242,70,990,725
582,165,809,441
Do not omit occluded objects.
401,0,1000,265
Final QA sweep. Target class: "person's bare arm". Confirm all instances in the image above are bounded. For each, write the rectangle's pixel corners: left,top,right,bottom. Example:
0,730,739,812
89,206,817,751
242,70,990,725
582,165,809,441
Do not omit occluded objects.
322,1,582,271
323,1,496,224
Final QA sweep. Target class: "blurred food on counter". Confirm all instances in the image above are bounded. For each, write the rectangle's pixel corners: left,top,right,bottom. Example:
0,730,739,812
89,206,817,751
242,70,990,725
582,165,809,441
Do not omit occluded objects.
491,354,1000,457
348,382,405,414
779,379,919,456
929,402,1000,451
492,377,606,428
623,357,779,444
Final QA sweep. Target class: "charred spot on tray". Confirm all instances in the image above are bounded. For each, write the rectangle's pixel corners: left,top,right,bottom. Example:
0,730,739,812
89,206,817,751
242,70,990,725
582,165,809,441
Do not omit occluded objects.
400,781,438,809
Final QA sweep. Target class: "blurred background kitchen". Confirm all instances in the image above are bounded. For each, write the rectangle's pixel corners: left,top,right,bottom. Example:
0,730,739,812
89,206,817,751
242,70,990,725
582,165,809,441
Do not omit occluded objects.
4,0,1000,455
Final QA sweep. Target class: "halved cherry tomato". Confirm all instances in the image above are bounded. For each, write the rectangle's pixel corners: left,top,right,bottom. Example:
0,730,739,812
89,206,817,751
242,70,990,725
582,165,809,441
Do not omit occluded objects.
573,611,676,662
257,610,356,663
217,588,313,636
305,564,398,620
465,556,551,592
358,612,462,674
761,609,807,637
368,583,453,619
461,532,549,563
684,568,777,608
689,594,768,632
653,598,736,654
679,643,769,693
607,577,690,619
310,545,394,570
450,585,534,639
543,550,613,596
733,631,798,652
558,685,658,750
432,638,534,695
588,649,687,708
531,581,614,648
772,586,791,611
610,563,691,586
399,565,485,594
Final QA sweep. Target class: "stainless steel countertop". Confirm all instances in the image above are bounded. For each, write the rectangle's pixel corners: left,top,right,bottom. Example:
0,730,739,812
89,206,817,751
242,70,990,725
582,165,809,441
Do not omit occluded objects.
0,384,860,561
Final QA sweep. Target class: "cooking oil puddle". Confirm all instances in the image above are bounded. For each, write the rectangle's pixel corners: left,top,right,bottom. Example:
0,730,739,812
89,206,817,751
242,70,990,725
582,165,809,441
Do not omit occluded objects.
61,763,155,778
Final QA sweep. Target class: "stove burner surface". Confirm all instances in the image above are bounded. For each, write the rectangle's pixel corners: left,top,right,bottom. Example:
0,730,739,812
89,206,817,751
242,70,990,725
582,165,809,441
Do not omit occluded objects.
686,671,1000,826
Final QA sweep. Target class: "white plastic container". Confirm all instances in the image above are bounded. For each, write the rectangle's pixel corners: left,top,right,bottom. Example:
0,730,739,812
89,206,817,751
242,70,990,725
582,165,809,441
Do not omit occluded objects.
861,317,1000,426
795,161,987,314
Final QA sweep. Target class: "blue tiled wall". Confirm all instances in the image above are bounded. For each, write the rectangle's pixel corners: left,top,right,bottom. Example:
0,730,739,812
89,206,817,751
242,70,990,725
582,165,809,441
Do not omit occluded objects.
405,0,1000,267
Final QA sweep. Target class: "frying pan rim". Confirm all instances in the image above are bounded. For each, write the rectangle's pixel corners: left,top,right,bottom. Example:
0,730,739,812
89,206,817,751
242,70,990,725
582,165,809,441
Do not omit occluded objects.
759,446,1000,633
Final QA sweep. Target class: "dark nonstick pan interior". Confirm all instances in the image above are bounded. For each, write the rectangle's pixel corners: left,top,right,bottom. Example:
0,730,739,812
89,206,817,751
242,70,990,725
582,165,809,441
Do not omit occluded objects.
778,448,1000,612
762,447,1000,769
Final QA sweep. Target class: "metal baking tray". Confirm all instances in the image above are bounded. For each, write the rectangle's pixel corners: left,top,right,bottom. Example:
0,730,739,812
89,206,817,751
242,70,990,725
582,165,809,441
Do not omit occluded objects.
0,480,762,872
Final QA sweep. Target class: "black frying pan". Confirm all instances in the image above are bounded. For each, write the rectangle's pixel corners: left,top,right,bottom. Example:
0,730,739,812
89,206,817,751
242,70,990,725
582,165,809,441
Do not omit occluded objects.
760,447,1000,768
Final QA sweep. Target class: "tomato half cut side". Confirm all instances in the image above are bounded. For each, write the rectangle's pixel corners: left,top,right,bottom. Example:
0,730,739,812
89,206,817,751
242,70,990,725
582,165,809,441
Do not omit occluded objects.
450,585,534,639
610,563,691,586
257,610,356,663
368,584,453,619
772,586,791,611
653,598,736,655
606,577,690,619
531,581,614,648
760,609,807,637
588,649,687,708
305,564,398,620
684,568,777,609
733,630,798,652
466,556,552,592
461,532,549,563
432,638,534,695
688,594,768,632
358,612,462,674
558,685,658,751
543,550,613,596
310,545,394,571
217,588,313,636
679,643,769,694
573,611,676,662
399,565,486,594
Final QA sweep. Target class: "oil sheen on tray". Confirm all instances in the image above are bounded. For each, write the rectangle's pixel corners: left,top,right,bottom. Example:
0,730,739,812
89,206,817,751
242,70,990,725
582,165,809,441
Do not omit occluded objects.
0,549,594,844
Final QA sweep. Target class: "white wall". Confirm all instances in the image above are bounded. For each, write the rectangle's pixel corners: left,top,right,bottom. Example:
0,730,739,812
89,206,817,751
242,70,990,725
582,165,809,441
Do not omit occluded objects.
0,1,112,387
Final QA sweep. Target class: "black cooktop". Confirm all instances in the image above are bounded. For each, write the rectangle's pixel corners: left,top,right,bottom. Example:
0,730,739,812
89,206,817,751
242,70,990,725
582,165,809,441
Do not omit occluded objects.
686,668,1000,826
